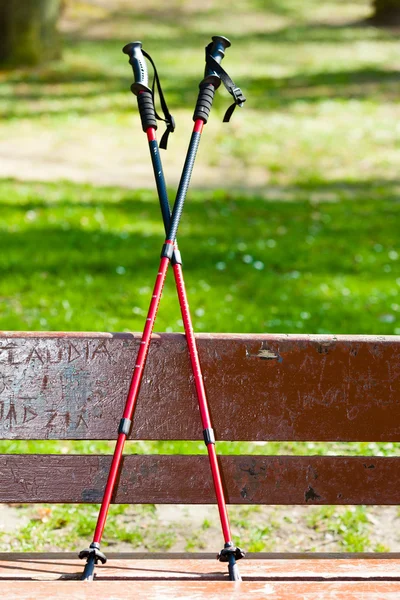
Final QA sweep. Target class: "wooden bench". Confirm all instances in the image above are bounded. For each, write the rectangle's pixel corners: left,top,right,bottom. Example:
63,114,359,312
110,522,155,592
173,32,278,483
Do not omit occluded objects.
0,331,400,598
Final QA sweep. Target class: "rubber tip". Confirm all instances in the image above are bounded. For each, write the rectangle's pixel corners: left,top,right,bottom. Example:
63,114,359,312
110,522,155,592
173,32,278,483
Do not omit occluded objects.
228,556,242,581
122,41,142,55
81,555,95,581
229,563,241,581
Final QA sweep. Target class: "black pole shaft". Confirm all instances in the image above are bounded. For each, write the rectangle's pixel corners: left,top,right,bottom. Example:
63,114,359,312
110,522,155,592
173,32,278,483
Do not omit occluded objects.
167,129,202,243
148,137,182,265
149,139,171,231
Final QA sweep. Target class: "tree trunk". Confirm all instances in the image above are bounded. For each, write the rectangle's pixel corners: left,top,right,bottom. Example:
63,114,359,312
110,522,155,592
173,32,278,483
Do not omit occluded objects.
0,0,62,67
371,0,400,25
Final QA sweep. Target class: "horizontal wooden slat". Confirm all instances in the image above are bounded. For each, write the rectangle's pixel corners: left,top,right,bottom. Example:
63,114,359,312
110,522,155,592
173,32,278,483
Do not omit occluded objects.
1,552,400,580
0,580,399,599
0,333,399,441
1,454,400,504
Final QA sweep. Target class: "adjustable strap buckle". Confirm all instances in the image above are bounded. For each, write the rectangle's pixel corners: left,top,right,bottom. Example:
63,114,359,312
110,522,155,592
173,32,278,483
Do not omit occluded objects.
230,86,245,108
204,52,246,123
159,113,175,150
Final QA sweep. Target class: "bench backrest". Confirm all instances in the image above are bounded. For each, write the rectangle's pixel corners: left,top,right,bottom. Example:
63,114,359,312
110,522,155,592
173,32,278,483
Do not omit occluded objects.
1,332,399,505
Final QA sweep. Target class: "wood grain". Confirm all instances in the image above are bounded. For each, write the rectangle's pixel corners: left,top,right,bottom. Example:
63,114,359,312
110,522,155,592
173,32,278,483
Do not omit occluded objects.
1,552,400,580
0,580,399,599
0,333,399,442
1,454,400,504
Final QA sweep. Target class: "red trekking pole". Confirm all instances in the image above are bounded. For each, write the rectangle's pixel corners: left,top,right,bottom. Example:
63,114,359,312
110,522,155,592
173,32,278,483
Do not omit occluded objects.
128,38,246,580
79,36,245,582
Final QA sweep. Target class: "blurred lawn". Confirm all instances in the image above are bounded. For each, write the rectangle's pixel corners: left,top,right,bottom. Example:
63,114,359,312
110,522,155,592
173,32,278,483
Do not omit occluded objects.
0,178,399,335
1,0,400,188
0,0,400,552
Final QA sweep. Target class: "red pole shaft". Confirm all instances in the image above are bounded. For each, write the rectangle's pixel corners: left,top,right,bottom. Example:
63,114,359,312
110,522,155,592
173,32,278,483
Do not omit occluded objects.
194,119,204,134
93,254,170,543
147,127,156,142
149,121,232,544
92,121,208,546
173,262,232,542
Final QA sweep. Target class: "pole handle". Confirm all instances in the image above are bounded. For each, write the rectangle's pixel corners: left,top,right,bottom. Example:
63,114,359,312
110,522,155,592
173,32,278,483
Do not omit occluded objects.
123,41,150,94
123,41,157,132
202,36,246,123
204,35,231,82
193,35,230,123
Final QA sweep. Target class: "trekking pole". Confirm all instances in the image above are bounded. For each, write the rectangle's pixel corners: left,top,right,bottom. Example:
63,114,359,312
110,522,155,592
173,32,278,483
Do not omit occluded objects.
79,36,244,582
123,38,246,581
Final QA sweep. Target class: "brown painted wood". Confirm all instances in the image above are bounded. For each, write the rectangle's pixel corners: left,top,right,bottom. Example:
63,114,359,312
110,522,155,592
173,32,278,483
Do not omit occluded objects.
0,580,399,599
1,454,400,504
1,553,400,580
0,333,399,442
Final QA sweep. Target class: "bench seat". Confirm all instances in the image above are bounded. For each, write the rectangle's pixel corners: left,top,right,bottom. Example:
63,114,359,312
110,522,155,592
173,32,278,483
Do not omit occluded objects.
0,553,400,600
0,553,400,598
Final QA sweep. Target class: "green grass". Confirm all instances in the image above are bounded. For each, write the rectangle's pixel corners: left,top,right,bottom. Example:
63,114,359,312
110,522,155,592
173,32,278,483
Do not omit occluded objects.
1,0,400,190
1,0,400,553
0,503,160,552
0,178,399,335
1,439,399,457
306,506,389,552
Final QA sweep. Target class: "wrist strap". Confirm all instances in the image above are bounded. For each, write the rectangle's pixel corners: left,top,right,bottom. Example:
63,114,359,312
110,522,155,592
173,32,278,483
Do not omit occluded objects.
142,49,175,149
205,44,246,122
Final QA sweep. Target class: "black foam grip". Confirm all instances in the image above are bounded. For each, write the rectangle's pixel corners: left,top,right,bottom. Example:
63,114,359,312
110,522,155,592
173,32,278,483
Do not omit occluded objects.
193,83,216,123
137,90,157,132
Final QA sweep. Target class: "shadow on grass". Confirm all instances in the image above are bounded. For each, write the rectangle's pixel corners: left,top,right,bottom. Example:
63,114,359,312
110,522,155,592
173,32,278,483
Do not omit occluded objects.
2,62,400,120
1,176,400,207
64,3,395,45
236,21,395,44
0,3,398,120
0,176,399,333
0,175,399,274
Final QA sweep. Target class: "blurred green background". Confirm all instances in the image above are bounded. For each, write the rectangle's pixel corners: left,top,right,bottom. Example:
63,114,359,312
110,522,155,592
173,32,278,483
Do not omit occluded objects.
1,0,399,335
1,0,400,554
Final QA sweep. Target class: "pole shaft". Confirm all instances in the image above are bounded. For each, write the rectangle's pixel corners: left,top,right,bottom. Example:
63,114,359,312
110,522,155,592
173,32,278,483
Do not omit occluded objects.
146,124,233,544
173,262,232,542
93,255,169,543
168,120,203,242
91,121,204,546
147,129,171,233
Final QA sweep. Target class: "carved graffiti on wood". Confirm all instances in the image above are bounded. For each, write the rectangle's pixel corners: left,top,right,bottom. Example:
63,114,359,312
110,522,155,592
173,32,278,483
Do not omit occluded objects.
0,333,399,441
0,401,90,431
0,340,113,366
0,338,128,437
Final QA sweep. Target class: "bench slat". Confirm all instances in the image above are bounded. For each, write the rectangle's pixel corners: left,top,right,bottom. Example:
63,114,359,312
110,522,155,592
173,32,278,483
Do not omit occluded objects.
1,553,400,580
0,333,399,442
1,454,400,504
0,580,399,599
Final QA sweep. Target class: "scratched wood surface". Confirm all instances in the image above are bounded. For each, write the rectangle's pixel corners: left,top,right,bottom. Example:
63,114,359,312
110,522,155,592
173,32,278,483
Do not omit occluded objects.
0,580,399,599
1,454,400,504
1,553,400,580
0,332,399,441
